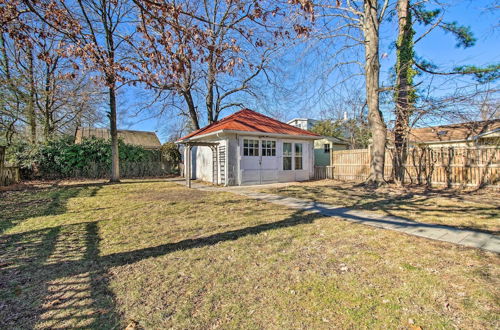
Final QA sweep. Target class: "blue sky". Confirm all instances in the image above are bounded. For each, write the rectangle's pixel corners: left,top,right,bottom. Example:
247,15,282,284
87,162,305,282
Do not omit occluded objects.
117,0,499,143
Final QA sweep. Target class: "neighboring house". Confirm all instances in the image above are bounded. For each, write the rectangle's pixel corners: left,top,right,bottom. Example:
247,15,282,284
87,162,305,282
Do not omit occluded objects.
287,118,348,166
75,127,162,149
287,118,318,131
313,137,349,166
177,109,320,186
406,119,500,148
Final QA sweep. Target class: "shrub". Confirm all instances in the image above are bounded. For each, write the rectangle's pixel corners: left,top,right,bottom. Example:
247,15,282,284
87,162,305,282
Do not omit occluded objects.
161,142,181,164
7,135,163,179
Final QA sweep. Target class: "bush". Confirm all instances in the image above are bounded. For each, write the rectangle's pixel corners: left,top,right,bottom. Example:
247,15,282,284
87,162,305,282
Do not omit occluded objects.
7,135,163,179
161,142,181,164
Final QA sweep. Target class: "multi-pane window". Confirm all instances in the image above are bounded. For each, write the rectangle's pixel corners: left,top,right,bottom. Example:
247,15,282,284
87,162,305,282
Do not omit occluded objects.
262,140,276,156
295,143,303,170
243,139,259,156
324,143,330,153
283,142,292,170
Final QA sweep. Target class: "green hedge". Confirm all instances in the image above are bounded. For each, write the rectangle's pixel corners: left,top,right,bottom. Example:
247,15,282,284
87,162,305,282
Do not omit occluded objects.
6,136,172,179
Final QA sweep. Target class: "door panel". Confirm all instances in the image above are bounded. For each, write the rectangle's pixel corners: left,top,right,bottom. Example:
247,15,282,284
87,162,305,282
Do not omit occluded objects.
260,139,278,183
240,138,261,185
240,137,279,184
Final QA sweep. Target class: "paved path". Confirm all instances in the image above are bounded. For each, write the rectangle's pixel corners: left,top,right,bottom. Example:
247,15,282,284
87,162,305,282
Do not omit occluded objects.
169,179,500,253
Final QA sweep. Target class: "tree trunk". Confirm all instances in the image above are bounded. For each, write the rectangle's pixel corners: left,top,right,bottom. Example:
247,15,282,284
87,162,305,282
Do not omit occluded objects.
1,33,21,145
393,0,414,185
27,47,37,143
43,61,52,141
109,84,120,182
101,3,120,183
205,48,216,124
182,90,200,130
363,0,386,184
0,33,10,79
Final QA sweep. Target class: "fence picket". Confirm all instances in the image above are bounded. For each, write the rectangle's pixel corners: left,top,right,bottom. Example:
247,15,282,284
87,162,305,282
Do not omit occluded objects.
322,146,499,187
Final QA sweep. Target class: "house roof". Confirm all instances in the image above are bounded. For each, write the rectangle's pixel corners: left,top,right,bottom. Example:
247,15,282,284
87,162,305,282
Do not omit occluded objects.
178,109,320,141
319,136,349,144
75,127,161,149
407,119,500,143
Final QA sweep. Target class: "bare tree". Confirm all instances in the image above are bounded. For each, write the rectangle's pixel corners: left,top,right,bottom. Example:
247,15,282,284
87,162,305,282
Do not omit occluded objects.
20,0,135,182
295,0,389,183
1,10,104,144
134,0,285,129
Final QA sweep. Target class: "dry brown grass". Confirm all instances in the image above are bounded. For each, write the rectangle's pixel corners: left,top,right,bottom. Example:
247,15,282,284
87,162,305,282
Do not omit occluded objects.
0,179,498,329
263,180,500,234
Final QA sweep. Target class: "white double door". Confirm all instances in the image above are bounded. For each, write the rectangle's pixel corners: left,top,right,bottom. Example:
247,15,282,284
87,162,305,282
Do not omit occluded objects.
240,138,279,185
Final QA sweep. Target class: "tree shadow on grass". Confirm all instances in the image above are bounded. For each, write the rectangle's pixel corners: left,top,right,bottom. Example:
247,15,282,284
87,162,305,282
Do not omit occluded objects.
272,185,499,234
0,184,105,235
0,208,325,329
0,221,119,329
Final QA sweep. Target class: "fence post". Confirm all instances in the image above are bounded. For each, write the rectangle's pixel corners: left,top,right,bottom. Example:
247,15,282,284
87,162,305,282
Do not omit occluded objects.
368,144,372,167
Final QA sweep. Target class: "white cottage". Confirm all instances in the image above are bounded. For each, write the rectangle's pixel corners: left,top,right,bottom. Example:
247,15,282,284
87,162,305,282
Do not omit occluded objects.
177,109,320,186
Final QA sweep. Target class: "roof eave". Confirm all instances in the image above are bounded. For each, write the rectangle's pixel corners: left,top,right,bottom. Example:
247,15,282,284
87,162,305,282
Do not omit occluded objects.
177,129,320,143
319,136,349,144
411,130,499,144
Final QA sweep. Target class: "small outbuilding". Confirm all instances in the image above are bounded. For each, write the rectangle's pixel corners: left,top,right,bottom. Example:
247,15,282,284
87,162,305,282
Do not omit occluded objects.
177,109,320,186
75,127,162,149
286,118,348,166
313,136,348,166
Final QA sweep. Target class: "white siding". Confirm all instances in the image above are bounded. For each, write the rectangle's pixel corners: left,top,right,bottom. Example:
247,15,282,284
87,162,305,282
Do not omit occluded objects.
186,133,316,186
226,135,239,186
189,139,228,185
238,136,315,185
191,146,213,182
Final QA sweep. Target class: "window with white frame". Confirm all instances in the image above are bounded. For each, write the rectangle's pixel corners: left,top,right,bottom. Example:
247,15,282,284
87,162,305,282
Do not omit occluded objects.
324,143,330,153
243,139,259,156
261,140,276,156
295,143,303,170
283,142,292,170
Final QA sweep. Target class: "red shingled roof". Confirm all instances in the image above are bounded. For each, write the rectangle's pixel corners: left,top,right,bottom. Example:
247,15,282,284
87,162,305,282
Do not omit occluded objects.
178,109,319,141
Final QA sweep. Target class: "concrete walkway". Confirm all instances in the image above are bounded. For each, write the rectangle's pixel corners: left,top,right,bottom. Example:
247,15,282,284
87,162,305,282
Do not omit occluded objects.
169,179,500,253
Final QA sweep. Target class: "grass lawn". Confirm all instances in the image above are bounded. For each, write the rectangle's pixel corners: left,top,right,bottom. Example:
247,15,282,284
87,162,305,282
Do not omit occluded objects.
262,180,500,234
0,179,499,329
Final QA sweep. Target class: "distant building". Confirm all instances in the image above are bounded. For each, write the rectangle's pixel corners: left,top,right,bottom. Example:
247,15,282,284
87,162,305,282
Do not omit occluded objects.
75,127,162,149
287,118,348,166
286,118,318,131
404,119,500,148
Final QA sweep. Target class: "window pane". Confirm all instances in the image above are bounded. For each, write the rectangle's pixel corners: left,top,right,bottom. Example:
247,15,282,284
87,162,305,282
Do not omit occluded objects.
295,156,303,170
243,139,260,157
262,140,276,157
283,142,292,156
283,157,292,170
295,143,302,155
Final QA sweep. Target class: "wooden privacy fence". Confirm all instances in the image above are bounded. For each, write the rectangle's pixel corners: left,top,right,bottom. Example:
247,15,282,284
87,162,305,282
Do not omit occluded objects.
326,146,499,187
313,166,335,180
